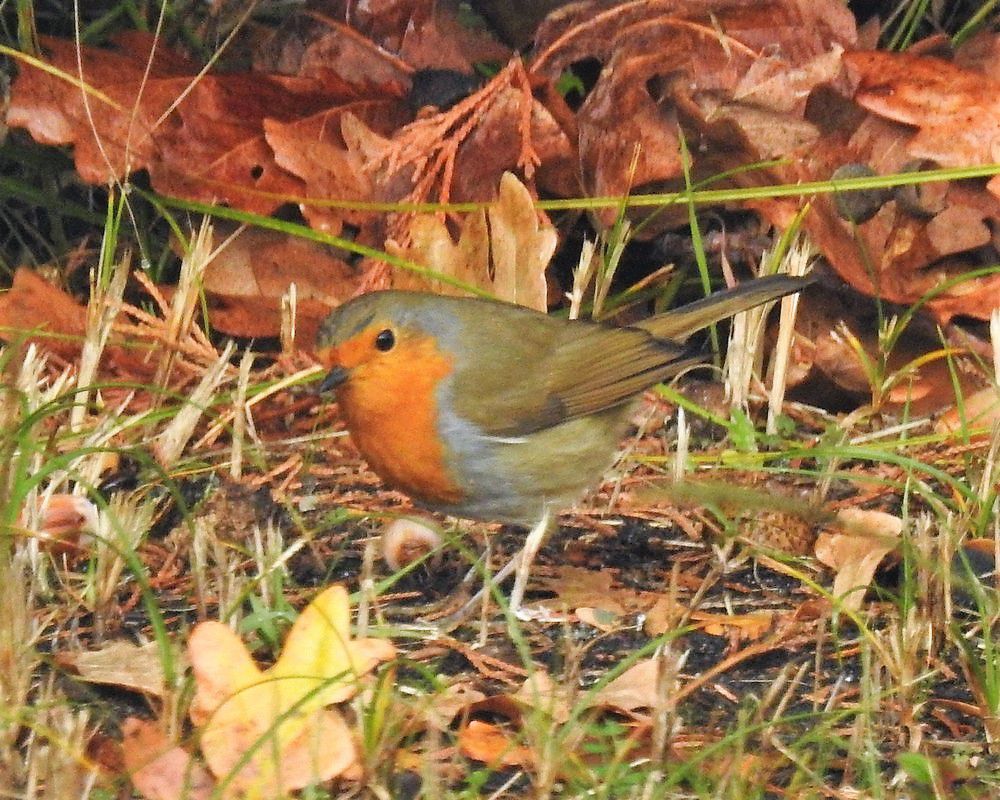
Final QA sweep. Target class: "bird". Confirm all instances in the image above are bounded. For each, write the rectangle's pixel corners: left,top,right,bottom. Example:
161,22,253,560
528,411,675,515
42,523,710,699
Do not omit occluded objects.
316,273,812,618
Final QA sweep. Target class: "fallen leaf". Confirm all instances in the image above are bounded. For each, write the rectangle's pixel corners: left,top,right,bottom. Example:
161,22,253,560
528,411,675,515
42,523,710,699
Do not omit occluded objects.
186,290,334,344
575,606,621,632
122,718,215,800
643,595,682,638
692,610,775,641
448,86,578,203
7,32,408,217
510,670,572,723
531,0,856,232
591,658,663,714
58,640,174,698
791,286,987,414
397,4,511,73
786,60,1000,324
814,508,903,612
532,566,628,617
422,682,487,732
200,226,358,305
0,266,224,386
643,597,775,641
256,11,414,89
388,172,554,309
486,171,556,311
266,105,405,235
0,268,87,360
846,50,1000,198
935,385,1000,435
458,720,532,767
188,584,395,795
18,493,98,555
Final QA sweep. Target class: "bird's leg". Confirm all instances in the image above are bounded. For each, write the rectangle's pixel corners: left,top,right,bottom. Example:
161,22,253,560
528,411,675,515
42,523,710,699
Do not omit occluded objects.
509,507,553,615
431,549,515,628
432,509,556,628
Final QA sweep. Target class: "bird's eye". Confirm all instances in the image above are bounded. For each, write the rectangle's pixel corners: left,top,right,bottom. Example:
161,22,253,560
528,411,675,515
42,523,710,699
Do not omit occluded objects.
374,329,395,352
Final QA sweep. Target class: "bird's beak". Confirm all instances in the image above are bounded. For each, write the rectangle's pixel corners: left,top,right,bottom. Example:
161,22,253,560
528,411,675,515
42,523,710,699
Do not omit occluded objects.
320,365,350,393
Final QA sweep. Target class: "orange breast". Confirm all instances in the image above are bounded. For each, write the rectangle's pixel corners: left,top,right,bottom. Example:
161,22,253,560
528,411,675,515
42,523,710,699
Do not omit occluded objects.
335,335,464,507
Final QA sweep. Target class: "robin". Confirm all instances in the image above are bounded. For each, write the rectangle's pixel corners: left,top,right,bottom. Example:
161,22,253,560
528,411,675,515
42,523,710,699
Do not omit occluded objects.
316,273,811,616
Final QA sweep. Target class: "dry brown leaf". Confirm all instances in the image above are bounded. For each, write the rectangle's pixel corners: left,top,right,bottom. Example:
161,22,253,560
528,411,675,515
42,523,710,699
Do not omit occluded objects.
814,508,903,613
258,13,413,88
693,610,775,640
265,105,405,235
201,226,358,304
643,595,681,637
388,172,553,309
181,290,333,344
374,56,557,244
846,50,1000,198
510,670,573,723
7,33,409,217
0,268,191,383
643,596,775,641
397,2,512,72
448,86,578,203
924,204,992,256
591,658,661,713
422,682,487,732
487,171,557,310
0,267,87,360
531,0,856,231
57,641,173,698
790,288,987,414
6,33,189,184
935,385,1000,435
158,224,357,342
389,203,491,291
785,66,1000,323
575,606,621,632
532,566,628,617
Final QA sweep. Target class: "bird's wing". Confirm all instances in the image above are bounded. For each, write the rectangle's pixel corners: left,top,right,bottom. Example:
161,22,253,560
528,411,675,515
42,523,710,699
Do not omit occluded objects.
449,273,814,438
452,318,690,437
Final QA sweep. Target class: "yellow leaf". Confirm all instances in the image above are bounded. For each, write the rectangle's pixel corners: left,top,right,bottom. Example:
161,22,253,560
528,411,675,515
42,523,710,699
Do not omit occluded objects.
189,585,395,795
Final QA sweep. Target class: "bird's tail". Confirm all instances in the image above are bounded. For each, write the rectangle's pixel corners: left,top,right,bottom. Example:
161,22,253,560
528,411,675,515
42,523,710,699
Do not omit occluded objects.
635,273,815,341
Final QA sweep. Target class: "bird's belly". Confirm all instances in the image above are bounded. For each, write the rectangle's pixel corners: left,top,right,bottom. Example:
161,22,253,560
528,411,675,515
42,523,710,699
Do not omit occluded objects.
438,405,632,526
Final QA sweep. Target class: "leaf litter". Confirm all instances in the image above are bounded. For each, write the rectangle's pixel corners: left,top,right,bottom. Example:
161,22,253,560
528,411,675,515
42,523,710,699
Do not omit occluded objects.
2,1,1000,796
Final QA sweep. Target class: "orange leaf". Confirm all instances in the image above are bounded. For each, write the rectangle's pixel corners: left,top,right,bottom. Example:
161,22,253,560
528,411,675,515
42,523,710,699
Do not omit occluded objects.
122,718,214,800
458,720,532,767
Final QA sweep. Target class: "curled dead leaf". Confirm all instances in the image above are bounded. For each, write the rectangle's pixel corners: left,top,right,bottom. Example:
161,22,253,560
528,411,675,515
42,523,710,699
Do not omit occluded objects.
935,386,1000,435
18,493,98,555
814,508,903,613
57,640,174,698
381,517,443,571
458,720,532,768
388,172,554,310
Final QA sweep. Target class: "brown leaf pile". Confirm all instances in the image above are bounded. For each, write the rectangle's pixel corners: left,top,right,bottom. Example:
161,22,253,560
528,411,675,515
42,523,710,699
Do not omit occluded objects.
5,0,1000,402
